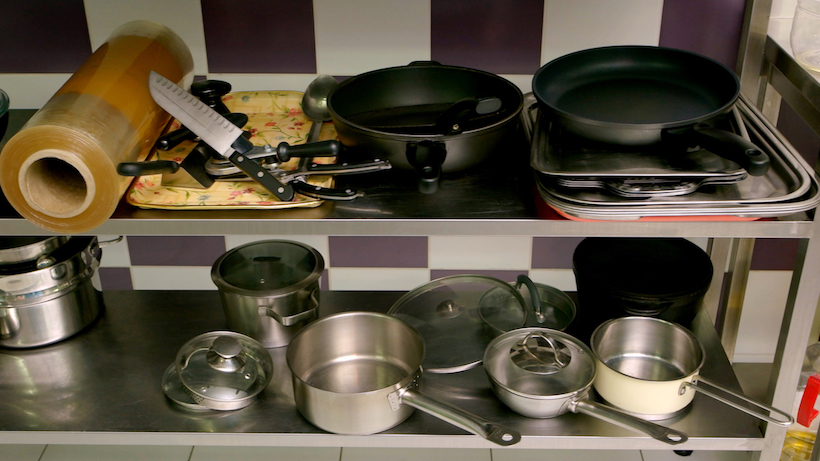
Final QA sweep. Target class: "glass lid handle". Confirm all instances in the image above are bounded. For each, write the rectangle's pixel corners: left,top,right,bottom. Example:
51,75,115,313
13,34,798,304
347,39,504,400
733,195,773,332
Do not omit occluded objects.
515,275,544,324
516,332,569,369
206,335,247,373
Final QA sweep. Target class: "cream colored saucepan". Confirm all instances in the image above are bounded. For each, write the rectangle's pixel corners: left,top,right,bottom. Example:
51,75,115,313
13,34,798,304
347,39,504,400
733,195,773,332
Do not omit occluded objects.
589,317,793,426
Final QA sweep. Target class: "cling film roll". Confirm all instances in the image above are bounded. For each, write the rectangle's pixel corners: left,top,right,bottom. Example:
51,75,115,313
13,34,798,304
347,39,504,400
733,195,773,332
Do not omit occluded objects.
0,20,193,232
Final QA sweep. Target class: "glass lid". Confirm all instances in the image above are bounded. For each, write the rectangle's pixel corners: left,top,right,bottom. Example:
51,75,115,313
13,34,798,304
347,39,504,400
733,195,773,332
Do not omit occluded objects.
387,275,526,373
174,331,273,410
212,240,324,295
484,328,596,396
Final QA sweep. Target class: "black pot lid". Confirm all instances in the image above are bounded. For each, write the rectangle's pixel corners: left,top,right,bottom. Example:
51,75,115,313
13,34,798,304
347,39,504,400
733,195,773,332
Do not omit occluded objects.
572,237,713,299
387,275,526,373
211,240,324,296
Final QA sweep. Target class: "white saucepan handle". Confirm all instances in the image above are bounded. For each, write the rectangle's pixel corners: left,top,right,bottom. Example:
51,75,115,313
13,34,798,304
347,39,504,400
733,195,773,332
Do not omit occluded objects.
683,377,794,426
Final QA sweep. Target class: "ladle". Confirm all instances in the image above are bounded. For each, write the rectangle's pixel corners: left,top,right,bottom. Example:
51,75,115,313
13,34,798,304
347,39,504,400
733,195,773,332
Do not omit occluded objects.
302,75,339,143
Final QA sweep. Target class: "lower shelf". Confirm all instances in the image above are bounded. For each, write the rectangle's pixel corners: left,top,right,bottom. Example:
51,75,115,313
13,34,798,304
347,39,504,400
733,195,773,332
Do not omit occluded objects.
0,290,764,450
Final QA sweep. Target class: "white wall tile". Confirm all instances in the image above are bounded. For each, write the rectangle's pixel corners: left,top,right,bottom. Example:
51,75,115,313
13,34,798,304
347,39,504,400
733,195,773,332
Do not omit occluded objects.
0,74,72,109
313,0,431,75
192,446,341,461
527,269,577,291
98,235,131,267
499,74,534,95
541,0,663,64
83,0,209,75
642,450,753,461
41,445,192,461
0,445,45,461
733,270,793,363
342,447,490,461
771,0,799,19
130,266,216,290
493,449,641,461
329,267,429,291
428,236,531,270
206,74,327,93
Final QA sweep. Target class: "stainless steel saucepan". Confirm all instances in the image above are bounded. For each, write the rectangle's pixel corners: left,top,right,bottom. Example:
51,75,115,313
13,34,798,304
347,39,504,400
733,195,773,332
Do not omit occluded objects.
286,311,521,446
590,317,794,426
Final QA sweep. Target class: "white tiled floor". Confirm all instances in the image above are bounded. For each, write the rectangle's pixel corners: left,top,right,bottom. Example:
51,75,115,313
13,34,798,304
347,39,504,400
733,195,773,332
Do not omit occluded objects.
39,445,193,461
192,446,341,461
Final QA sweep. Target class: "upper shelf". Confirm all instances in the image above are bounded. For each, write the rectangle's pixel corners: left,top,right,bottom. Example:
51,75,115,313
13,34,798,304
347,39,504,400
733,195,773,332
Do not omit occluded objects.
0,99,816,238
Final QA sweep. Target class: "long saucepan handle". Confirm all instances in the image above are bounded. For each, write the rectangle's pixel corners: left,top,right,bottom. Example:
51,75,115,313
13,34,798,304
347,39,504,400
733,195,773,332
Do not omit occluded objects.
684,377,794,426
399,388,521,446
571,399,688,445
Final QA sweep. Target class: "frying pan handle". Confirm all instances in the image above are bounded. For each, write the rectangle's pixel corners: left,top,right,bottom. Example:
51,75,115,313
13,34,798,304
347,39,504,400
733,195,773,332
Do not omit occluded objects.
683,377,794,426
665,124,770,176
399,388,521,446
571,400,688,445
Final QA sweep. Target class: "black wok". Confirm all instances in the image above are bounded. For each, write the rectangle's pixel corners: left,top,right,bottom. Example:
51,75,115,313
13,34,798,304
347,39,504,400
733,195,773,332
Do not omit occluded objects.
328,62,523,193
532,46,769,176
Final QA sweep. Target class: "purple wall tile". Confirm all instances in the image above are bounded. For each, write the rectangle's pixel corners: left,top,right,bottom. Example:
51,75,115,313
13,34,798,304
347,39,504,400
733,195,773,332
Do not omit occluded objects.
659,0,746,70
751,239,800,271
0,0,91,73
200,0,316,73
99,267,133,290
430,269,525,282
329,236,427,268
531,237,585,269
778,101,820,167
431,0,543,74
127,236,226,266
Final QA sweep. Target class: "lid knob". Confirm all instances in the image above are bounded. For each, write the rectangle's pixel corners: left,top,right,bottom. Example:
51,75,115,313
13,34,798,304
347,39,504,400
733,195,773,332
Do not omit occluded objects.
206,335,246,372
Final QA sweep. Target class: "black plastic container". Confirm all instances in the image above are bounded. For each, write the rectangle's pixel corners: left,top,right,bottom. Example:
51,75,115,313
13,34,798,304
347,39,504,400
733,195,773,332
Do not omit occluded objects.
571,237,713,343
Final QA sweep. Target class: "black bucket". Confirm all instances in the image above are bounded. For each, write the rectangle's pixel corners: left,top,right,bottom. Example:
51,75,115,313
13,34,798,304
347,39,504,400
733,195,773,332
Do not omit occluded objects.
570,237,713,343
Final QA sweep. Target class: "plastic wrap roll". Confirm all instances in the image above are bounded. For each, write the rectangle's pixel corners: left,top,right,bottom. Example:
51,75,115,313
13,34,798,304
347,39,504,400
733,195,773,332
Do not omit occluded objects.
0,20,193,232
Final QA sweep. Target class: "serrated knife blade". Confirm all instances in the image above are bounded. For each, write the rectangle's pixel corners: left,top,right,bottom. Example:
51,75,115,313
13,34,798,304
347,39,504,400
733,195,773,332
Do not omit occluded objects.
148,71,294,201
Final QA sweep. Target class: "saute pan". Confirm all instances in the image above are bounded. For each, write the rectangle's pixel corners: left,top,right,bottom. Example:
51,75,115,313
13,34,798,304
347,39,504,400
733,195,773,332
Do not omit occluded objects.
286,311,521,446
532,46,769,176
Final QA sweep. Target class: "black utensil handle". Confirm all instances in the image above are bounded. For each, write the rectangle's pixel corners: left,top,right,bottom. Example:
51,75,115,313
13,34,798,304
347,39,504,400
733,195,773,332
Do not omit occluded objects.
688,124,770,176
156,127,197,150
117,160,179,177
230,136,295,201
276,140,341,162
406,141,446,194
291,181,362,201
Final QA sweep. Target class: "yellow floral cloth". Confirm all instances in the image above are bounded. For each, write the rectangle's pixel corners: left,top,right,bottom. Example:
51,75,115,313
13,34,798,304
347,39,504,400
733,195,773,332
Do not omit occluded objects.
126,90,337,209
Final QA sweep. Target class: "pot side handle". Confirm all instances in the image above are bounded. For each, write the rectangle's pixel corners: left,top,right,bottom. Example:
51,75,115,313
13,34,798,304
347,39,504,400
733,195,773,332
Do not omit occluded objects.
684,377,794,426
399,388,521,446
571,399,688,445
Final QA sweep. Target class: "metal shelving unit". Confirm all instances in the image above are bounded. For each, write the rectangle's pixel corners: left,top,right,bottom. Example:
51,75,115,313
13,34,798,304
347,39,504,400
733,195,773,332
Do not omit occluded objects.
0,2,818,459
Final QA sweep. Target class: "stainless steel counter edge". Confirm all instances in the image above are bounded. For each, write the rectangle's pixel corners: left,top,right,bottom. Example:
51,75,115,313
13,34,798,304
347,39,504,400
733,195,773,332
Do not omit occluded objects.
0,432,769,450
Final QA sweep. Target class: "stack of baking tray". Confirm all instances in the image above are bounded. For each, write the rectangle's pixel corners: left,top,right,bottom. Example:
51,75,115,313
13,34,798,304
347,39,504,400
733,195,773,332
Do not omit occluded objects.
524,94,820,221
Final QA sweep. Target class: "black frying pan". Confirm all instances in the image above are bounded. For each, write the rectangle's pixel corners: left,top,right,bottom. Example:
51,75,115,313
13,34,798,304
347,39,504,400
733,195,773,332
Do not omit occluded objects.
532,46,769,176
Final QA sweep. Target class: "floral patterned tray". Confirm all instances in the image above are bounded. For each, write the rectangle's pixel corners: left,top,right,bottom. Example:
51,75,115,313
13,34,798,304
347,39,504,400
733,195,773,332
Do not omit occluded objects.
126,90,337,209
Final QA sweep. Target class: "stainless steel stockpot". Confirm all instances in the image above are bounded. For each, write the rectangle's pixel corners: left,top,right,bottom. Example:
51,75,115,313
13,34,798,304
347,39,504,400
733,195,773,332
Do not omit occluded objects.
286,311,521,446
0,236,108,348
211,240,324,348
0,236,68,266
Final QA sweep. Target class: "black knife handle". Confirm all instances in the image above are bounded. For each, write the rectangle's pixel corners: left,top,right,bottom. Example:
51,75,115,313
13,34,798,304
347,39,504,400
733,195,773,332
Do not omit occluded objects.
276,140,341,162
117,160,180,177
230,136,295,201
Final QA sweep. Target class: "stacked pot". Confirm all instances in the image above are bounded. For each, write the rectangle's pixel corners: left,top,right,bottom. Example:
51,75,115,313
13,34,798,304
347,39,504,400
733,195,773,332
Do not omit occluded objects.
0,236,104,348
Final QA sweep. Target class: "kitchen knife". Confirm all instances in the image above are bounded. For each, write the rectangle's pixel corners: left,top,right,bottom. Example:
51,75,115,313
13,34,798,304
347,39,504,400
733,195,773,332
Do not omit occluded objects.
148,71,295,201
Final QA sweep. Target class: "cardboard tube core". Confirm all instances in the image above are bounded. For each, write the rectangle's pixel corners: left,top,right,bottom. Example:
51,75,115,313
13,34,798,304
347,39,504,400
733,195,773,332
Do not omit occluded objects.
18,149,95,219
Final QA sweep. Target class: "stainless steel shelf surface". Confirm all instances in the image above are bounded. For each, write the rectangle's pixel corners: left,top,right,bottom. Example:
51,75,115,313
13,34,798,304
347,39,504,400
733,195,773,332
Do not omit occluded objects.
0,290,765,450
